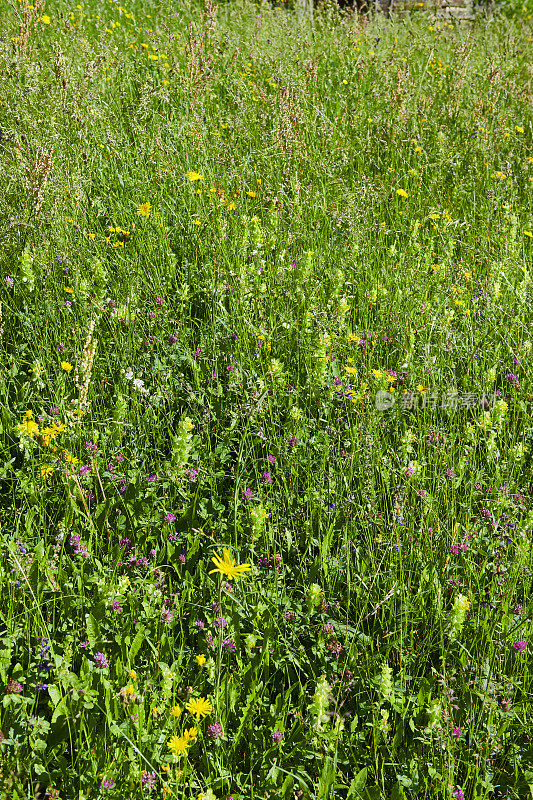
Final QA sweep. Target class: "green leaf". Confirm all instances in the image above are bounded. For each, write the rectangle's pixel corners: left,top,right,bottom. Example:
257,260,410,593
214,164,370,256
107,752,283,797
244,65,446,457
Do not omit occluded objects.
86,614,100,650
348,768,367,796
128,624,145,665
48,684,61,707
51,696,69,723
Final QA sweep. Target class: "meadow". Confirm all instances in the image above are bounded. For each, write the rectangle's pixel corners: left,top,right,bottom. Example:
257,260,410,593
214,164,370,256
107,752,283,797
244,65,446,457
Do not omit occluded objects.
0,0,532,798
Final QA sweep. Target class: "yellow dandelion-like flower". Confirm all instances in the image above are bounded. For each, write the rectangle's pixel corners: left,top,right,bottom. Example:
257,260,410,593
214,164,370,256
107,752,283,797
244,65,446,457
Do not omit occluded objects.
246,191,256,197
183,726,198,743
167,735,188,755
129,669,137,680
209,548,251,581
171,705,182,718
525,231,532,238
61,361,73,372
63,286,74,294
196,654,206,667
396,189,408,198
187,171,204,181
137,202,152,218
41,465,54,478
41,15,51,24
62,450,78,465
185,697,213,721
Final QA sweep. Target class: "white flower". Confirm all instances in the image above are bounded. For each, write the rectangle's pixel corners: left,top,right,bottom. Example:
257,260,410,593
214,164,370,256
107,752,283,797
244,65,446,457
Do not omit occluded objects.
124,370,133,381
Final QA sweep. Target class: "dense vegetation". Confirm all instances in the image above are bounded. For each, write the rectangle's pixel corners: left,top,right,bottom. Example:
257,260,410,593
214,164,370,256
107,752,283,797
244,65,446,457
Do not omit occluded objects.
1,1,532,798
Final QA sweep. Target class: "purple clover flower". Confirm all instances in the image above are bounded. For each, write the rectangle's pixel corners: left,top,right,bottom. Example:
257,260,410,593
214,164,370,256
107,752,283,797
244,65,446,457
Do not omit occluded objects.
513,640,527,652
94,652,109,669
271,728,284,742
141,772,157,789
207,722,223,739
243,487,254,499
164,512,176,524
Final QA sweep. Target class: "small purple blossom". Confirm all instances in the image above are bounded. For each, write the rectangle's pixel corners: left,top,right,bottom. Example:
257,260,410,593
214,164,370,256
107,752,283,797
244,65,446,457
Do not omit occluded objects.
119,538,132,551
186,468,198,481
84,441,98,455
206,633,216,650
77,464,91,477
5,679,23,694
271,728,284,743
513,640,527,652
289,436,298,448
243,487,254,499
101,779,114,790
215,616,228,629
4,276,14,288
141,772,157,789
194,619,205,629
146,473,158,482
507,373,520,386
94,652,109,669
164,512,176,524
207,722,223,740
36,682,48,692
452,727,463,738
261,471,272,485
266,454,276,465
168,531,180,543
161,609,174,625
112,601,123,613
453,790,464,800
222,639,236,653
168,333,177,344
514,603,523,615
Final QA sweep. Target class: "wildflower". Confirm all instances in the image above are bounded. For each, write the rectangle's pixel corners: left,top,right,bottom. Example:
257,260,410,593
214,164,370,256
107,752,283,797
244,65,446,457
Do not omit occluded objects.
223,639,236,653
396,189,408,198
186,696,213,720
207,722,223,739
266,454,276,465
183,726,198,744
243,487,254,499
101,779,114,790
61,361,73,371
161,609,174,625
41,465,54,478
41,14,51,24
209,548,251,581
452,727,463,738
513,640,527,652
196,654,206,667
141,772,157,789
94,652,109,669
164,512,176,524
5,679,23,694
137,202,152,217
272,728,284,742
454,790,465,800
187,171,204,181
171,705,182,718
129,669,137,680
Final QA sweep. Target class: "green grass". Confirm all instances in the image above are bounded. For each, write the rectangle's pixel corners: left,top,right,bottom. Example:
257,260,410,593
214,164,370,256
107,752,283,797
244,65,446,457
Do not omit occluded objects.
1,0,533,798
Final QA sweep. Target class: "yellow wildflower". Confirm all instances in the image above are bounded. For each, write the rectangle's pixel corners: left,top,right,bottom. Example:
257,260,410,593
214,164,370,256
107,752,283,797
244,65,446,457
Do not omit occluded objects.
185,697,213,720
137,202,152,218
196,654,206,667
41,15,51,24
396,189,408,198
167,735,188,755
61,361,73,372
209,548,251,581
171,705,182,718
187,171,204,181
